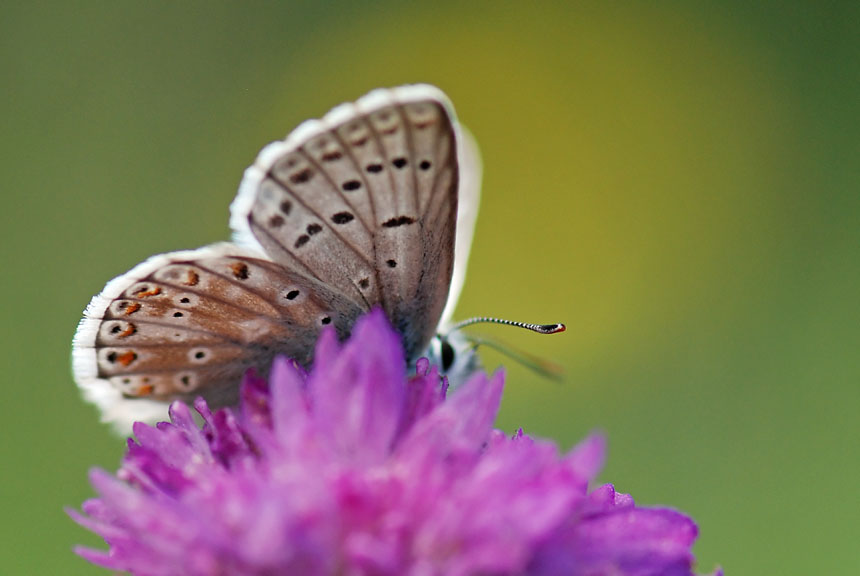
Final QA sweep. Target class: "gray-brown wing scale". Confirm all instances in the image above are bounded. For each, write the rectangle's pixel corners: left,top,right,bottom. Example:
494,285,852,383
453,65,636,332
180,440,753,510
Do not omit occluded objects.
230,85,459,359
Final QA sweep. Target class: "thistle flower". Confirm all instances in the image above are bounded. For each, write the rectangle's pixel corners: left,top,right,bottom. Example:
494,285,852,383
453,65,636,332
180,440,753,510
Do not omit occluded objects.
71,309,719,576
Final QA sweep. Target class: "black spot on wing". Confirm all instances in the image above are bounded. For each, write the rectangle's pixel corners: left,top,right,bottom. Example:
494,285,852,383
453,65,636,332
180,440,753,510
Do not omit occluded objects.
331,212,355,224
382,216,416,228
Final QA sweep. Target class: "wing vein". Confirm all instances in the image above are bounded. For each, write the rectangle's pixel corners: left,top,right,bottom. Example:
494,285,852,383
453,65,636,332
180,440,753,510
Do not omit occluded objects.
113,260,307,324
248,222,368,309
267,172,374,268
328,118,386,309
92,318,244,345
297,147,376,237
364,109,400,220
264,172,372,305
329,120,379,229
396,105,422,217
426,124,454,225
112,360,253,376
191,257,338,317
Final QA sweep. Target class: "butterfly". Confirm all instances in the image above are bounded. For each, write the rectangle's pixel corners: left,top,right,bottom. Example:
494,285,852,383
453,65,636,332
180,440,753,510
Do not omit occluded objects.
73,85,486,432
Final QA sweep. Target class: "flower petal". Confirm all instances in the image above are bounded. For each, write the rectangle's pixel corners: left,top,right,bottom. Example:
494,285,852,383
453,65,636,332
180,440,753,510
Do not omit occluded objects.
532,505,699,576
308,308,406,464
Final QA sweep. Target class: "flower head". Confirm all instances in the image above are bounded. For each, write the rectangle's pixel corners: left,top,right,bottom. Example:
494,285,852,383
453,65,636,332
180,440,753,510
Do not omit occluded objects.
72,309,719,575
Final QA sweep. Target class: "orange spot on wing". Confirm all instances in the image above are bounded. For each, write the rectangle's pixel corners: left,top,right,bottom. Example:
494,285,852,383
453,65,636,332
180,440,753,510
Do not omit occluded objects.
184,270,199,286
123,302,141,315
119,324,136,338
137,384,154,396
230,262,249,280
117,351,137,367
135,286,161,298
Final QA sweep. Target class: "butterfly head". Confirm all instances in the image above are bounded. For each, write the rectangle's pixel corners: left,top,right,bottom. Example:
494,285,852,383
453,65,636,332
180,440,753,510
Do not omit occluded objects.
425,317,567,385
424,330,481,386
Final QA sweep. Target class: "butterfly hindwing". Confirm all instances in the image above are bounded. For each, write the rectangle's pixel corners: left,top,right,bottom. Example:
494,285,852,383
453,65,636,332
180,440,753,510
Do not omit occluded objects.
231,85,459,359
73,243,364,427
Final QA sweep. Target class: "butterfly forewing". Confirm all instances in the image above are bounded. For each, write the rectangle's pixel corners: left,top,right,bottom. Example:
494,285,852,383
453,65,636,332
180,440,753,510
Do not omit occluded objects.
232,85,459,359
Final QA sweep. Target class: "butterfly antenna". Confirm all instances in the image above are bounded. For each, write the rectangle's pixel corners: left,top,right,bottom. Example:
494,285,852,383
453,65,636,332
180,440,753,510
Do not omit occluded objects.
446,316,566,381
461,333,566,382
448,317,566,335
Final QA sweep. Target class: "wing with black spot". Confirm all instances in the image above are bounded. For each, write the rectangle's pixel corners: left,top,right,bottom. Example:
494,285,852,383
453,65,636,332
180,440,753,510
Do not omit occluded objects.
230,85,460,359
72,243,363,431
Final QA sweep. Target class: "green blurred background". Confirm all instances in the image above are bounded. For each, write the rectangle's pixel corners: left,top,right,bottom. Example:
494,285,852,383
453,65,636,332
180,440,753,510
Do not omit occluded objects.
2,2,857,574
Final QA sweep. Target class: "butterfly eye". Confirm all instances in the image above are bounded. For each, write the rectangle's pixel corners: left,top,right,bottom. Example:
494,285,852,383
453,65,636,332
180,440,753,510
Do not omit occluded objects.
440,339,456,372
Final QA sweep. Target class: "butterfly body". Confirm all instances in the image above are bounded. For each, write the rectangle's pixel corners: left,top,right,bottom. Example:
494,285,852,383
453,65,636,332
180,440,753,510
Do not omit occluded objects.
73,85,482,431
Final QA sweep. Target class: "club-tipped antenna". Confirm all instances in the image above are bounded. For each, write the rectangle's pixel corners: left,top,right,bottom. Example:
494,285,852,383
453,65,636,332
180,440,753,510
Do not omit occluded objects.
448,317,566,335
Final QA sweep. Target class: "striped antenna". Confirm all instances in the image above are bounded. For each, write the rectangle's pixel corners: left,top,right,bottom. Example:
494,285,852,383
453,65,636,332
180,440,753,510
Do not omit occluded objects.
448,317,566,335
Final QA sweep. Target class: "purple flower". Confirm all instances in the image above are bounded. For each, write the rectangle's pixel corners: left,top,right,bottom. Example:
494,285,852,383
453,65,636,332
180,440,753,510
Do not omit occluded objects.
71,309,720,576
